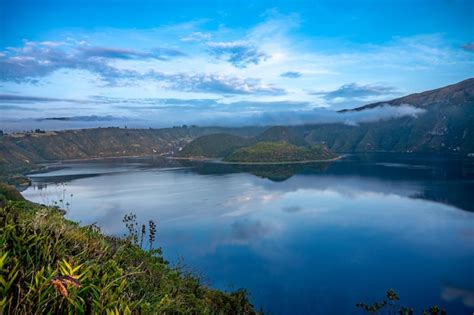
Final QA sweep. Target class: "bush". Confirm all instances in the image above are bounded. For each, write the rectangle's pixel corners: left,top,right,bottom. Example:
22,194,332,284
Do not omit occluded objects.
0,183,25,202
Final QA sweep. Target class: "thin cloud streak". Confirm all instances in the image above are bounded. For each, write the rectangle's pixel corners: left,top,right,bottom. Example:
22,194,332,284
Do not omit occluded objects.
311,83,400,100
206,41,268,68
79,46,186,60
280,71,302,78
461,42,474,52
0,94,86,103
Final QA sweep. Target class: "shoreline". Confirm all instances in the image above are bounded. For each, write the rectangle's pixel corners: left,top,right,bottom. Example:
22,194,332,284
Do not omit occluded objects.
170,155,343,165
41,153,168,164
27,153,169,171
21,154,170,180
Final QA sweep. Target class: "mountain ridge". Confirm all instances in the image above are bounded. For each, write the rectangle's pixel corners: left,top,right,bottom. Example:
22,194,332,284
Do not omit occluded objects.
339,78,474,112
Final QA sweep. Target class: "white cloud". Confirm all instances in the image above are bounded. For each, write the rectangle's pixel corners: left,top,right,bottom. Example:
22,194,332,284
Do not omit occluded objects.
180,31,212,42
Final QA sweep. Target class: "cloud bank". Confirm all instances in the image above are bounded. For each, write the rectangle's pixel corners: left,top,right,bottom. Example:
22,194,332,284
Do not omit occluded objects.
0,40,284,95
193,103,426,127
0,94,426,131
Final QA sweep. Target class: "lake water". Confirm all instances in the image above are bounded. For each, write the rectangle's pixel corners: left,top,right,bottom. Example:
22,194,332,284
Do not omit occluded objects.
22,154,474,314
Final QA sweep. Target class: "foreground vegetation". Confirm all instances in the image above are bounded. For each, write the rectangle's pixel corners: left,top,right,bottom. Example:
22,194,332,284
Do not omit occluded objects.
0,183,258,314
355,288,447,314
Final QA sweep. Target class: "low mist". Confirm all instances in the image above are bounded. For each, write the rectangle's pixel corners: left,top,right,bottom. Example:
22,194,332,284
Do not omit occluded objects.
0,104,426,132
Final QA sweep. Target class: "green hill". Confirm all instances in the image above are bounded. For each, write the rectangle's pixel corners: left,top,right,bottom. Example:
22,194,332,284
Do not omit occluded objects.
224,141,337,164
176,126,309,160
176,133,254,158
256,126,306,146
178,130,336,163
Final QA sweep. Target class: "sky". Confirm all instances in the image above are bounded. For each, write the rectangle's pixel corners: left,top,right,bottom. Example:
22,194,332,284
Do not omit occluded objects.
0,0,473,131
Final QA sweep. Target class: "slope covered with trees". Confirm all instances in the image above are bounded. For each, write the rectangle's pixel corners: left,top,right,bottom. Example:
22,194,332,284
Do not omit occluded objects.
0,126,263,184
310,78,474,153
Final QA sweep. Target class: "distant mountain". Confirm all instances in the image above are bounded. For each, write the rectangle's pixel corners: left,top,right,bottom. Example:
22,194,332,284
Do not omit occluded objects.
339,78,474,112
301,78,474,153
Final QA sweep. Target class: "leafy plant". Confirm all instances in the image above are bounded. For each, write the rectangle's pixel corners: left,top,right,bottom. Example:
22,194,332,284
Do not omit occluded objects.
356,289,446,315
0,188,259,314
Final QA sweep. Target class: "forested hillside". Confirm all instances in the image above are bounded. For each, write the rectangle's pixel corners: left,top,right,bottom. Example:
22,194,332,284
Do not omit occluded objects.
0,126,263,178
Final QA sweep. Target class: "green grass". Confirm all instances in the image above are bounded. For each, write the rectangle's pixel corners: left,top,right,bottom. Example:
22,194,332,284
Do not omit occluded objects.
0,185,259,314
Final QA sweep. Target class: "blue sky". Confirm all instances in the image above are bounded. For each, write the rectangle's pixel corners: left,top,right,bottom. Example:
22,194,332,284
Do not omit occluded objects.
0,0,473,130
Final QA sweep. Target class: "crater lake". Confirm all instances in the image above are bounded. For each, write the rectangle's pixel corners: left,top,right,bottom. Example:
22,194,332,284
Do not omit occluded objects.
22,153,474,314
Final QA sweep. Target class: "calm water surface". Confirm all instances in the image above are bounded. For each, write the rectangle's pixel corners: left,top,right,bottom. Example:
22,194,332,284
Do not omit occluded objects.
22,154,474,314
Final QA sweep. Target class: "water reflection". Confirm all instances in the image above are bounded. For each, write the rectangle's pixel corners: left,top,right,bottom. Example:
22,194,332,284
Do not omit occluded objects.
180,160,331,182
441,286,474,307
180,153,474,212
22,153,474,314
